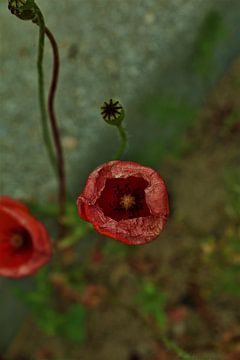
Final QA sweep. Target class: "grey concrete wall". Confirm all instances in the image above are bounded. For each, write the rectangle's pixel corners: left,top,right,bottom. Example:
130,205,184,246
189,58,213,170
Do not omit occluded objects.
1,0,239,202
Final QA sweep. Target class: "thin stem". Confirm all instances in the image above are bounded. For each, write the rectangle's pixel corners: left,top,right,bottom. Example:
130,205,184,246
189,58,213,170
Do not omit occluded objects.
35,8,57,174
45,26,66,217
161,335,194,360
112,297,194,360
107,283,194,360
113,124,127,160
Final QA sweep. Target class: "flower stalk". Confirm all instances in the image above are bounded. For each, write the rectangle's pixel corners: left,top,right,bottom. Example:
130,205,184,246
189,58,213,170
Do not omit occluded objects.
34,7,66,216
8,0,66,217
100,99,128,159
44,26,66,217
35,7,57,174
114,124,128,160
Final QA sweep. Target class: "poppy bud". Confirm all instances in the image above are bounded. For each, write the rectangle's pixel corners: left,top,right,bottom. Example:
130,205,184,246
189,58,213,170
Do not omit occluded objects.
8,0,36,21
100,99,125,126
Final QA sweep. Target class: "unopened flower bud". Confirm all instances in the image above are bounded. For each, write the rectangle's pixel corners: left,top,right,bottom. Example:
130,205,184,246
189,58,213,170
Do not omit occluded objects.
100,99,125,126
8,0,36,21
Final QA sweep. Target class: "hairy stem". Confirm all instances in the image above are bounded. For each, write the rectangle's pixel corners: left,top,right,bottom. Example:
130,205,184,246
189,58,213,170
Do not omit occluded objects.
45,26,66,217
113,124,127,160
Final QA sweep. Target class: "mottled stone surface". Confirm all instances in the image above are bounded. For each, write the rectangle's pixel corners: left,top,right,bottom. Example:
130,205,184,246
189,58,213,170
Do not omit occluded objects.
1,0,239,202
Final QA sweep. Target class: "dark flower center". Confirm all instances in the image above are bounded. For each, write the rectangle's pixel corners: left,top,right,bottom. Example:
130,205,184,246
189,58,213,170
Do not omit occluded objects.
10,228,32,252
97,176,151,221
11,234,24,248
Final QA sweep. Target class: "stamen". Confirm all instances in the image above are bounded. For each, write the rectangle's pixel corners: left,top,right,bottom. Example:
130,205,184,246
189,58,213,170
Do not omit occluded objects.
120,194,135,210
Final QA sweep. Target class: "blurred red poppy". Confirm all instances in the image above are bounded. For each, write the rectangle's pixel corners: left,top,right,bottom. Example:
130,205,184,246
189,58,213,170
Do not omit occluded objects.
0,196,52,278
77,161,169,245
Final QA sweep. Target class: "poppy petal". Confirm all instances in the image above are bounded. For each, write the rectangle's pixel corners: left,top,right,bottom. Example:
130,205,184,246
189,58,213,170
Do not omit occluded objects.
77,161,169,245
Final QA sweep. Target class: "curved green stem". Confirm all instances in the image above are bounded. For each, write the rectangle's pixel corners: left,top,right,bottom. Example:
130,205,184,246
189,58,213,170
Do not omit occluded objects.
36,7,57,174
113,124,128,160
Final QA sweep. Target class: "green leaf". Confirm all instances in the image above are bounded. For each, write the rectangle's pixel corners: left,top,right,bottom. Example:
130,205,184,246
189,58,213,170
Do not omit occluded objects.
214,266,240,297
191,11,228,76
224,168,240,220
136,281,167,331
36,309,64,336
26,200,58,218
60,304,87,343
103,240,130,258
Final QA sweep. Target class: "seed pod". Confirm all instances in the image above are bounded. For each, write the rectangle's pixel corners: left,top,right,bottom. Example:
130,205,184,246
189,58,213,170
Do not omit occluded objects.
100,99,125,126
8,0,36,21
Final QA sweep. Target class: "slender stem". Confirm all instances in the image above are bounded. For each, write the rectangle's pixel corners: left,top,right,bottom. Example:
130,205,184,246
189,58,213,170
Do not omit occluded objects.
161,335,194,360
45,26,66,217
112,298,194,360
36,8,57,174
113,124,127,160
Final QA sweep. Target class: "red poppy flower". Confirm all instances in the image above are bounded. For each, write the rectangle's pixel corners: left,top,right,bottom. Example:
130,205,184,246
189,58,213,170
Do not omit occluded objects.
77,161,169,245
0,196,52,278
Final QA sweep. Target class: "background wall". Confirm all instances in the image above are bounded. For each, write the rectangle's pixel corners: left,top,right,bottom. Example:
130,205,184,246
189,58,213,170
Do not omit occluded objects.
1,0,240,200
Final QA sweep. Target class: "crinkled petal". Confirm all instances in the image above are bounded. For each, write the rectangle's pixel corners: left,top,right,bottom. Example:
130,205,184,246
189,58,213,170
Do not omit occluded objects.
0,196,29,214
0,197,52,278
77,161,169,245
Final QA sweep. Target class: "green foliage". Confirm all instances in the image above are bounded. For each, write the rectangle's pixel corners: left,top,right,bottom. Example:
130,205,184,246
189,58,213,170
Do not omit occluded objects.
145,96,198,127
35,303,86,343
224,168,240,221
203,169,240,297
136,281,167,331
60,201,93,249
214,265,240,297
224,230,240,255
58,304,86,343
137,96,198,164
191,11,227,76
36,308,63,336
15,268,57,335
202,231,240,299
27,199,92,248
26,200,59,218
17,268,53,308
136,282,193,359
222,111,240,134
161,335,194,360
66,268,86,290
64,201,83,227
103,240,131,258
16,268,87,343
